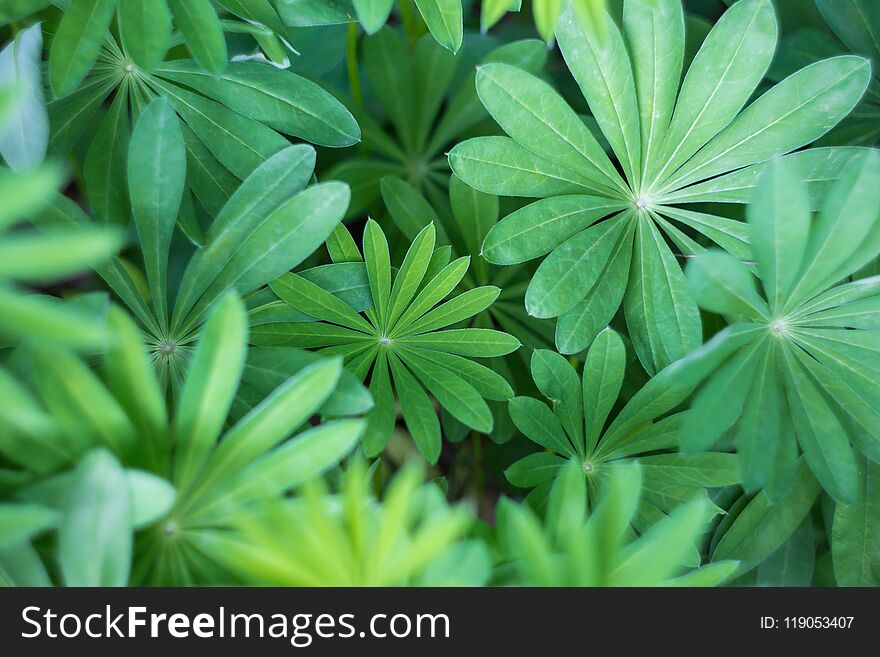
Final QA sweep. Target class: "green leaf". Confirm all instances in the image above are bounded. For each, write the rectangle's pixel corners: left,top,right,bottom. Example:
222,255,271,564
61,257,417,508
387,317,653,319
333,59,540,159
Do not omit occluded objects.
665,56,871,191
0,503,57,549
185,181,350,331
556,3,641,185
532,0,563,43
381,177,442,241
832,453,880,586
640,453,740,487
816,0,880,71
475,63,625,197
127,470,175,529
84,87,130,225
653,0,777,186
748,159,811,313
388,353,441,463
48,0,117,97
505,452,567,487
270,273,374,334
625,218,701,374
508,396,575,457
398,346,513,401
156,61,360,147
736,343,783,492
661,147,871,207
481,0,519,32
713,461,821,573
353,0,394,34
401,348,493,432
363,219,392,327
363,351,395,456
197,358,344,500
583,328,625,454
400,286,500,337
526,214,629,318
388,224,437,328
173,293,247,494
167,0,227,75
612,496,707,585
681,341,764,454
449,136,596,198
782,345,859,505
228,419,364,501
104,307,167,468
0,24,48,171
148,78,289,180
530,348,583,449
363,28,416,150
128,97,186,331
556,226,633,355
0,227,120,283
59,450,132,586
686,251,768,320
400,328,520,357
118,0,172,71
414,0,463,53
623,0,684,184
756,518,815,587
787,149,880,309
174,145,316,327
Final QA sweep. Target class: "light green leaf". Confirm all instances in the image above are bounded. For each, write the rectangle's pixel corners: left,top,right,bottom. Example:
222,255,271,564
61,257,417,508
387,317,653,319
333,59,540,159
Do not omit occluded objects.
476,63,626,197
482,197,626,265
0,24,48,171
59,449,132,586
414,0,463,53
556,3,641,185
653,0,777,186
449,136,597,198
173,293,247,494
527,214,628,318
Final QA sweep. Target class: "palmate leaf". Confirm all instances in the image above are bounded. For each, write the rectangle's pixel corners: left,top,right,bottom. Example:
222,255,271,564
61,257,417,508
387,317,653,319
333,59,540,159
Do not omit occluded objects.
37,144,351,392
684,153,880,520
381,174,555,442
44,19,358,235
205,461,486,586
0,293,368,586
450,0,871,374
330,28,547,220
498,461,737,586
253,220,520,462
505,329,739,526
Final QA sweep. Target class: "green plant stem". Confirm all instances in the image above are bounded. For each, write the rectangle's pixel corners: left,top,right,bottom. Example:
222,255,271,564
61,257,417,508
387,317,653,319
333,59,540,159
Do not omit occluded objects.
346,23,362,108
471,432,486,518
398,0,417,45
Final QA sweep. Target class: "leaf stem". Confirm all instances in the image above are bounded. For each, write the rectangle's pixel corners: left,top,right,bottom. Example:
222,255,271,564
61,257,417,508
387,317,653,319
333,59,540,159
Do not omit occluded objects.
346,23,362,108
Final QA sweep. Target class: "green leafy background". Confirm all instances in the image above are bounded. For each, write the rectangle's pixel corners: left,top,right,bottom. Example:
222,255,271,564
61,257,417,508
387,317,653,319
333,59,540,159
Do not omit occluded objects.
0,0,878,587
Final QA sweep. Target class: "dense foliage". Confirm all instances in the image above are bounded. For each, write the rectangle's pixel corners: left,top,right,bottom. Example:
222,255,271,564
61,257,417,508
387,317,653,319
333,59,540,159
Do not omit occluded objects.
1,0,878,588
